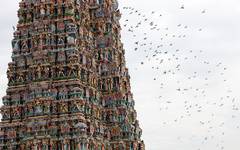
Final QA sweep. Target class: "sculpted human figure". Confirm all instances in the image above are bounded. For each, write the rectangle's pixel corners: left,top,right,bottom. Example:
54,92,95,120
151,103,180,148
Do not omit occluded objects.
65,4,75,16
2,109,10,120
43,66,50,79
17,72,25,83
51,88,58,100
58,37,65,46
40,5,45,16
36,65,42,79
28,105,34,116
35,101,43,114
21,40,28,52
42,140,49,150
12,107,21,119
56,64,65,77
79,27,84,37
45,34,51,46
62,139,70,150
44,101,51,114
59,102,68,113
57,51,66,63
7,69,14,84
58,86,68,100
50,24,56,33
67,34,76,44
67,61,78,77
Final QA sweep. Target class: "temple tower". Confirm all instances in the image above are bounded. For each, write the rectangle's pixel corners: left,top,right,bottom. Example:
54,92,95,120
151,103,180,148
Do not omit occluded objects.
0,0,145,149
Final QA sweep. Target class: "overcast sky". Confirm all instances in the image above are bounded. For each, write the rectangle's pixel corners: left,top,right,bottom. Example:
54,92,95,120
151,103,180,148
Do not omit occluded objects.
1,0,240,150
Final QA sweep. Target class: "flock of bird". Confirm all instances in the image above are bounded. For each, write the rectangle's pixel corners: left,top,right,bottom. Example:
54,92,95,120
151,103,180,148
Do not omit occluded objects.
120,4,239,150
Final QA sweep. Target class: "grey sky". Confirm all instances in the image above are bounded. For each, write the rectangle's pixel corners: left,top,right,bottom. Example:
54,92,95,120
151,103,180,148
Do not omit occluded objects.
1,0,240,150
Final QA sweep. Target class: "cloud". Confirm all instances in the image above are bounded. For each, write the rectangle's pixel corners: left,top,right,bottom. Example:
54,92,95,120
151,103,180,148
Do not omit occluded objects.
0,1,240,150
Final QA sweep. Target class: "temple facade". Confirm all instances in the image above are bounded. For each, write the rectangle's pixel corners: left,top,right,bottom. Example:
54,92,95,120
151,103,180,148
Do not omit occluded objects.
0,0,145,149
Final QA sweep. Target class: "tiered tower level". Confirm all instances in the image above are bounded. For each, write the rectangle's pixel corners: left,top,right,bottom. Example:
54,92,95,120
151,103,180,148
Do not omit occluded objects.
0,0,145,149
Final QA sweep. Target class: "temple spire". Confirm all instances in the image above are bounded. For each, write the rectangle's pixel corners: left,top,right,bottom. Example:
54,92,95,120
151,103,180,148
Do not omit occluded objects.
0,0,145,149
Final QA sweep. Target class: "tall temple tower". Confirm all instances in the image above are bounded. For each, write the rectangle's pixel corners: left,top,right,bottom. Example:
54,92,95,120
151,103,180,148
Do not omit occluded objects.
0,0,145,149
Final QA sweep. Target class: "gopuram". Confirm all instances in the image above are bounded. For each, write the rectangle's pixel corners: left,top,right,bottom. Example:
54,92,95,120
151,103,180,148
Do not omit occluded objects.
0,0,145,149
